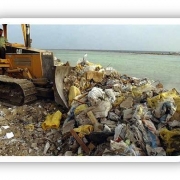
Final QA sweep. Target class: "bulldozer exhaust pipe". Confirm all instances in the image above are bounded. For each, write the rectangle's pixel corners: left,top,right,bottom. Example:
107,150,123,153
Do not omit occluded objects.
26,24,31,48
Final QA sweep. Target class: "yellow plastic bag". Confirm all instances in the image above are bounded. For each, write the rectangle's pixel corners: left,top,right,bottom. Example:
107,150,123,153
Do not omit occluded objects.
68,86,81,106
132,86,143,97
160,88,179,99
134,105,144,117
147,88,180,109
132,84,154,98
74,125,93,138
113,96,125,107
79,77,90,90
74,104,88,115
86,71,104,82
147,95,161,108
173,96,180,113
159,128,180,154
42,110,62,130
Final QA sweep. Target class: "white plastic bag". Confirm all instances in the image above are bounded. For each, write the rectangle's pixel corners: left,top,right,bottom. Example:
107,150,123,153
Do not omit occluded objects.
114,124,126,140
88,87,105,105
105,89,116,103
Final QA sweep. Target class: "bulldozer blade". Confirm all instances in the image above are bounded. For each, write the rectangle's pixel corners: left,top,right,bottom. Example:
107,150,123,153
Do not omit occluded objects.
54,65,72,108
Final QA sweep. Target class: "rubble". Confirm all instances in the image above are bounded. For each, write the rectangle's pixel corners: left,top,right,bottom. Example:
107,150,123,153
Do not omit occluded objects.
1,57,180,156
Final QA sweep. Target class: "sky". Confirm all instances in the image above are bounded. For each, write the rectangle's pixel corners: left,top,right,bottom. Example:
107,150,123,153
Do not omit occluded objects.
2,24,180,52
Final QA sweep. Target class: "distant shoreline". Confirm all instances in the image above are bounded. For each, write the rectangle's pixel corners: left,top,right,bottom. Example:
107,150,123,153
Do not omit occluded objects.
48,49,180,56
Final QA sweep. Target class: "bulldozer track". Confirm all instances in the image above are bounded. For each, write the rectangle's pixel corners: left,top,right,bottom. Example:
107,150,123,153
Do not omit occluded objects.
0,75,37,106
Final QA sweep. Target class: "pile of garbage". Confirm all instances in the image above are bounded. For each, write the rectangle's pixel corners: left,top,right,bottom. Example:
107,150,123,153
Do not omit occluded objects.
57,58,180,156
1,57,180,156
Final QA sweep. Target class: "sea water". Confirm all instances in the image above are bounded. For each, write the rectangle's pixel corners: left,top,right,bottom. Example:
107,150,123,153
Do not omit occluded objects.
50,49,180,91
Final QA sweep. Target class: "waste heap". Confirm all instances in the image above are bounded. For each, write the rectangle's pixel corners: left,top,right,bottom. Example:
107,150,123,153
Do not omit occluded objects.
57,58,180,156
0,58,180,156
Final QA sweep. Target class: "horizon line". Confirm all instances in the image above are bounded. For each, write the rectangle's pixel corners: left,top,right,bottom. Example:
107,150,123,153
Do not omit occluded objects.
45,48,179,54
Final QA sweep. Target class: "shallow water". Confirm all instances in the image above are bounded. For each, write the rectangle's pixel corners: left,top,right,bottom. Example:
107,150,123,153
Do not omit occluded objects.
51,49,180,91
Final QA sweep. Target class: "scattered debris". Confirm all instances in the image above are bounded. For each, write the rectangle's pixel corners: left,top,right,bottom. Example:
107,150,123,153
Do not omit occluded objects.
5,132,14,139
43,141,50,155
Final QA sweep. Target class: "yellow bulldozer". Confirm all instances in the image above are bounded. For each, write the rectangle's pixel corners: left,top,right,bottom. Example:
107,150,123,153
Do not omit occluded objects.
0,24,70,107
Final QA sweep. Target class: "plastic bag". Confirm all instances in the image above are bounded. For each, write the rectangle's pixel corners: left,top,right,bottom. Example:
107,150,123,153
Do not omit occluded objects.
173,96,180,113
160,88,179,99
88,87,105,106
91,100,112,118
73,125,94,138
160,101,177,123
105,89,116,103
159,128,180,154
68,86,81,106
113,96,125,107
152,99,176,123
74,104,88,115
132,104,145,121
86,71,104,82
42,110,62,130
114,124,126,141
110,140,129,155
132,83,154,98
147,94,161,108
147,88,179,108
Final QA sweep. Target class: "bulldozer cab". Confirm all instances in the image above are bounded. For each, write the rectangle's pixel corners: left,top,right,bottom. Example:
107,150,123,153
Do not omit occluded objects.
0,24,54,82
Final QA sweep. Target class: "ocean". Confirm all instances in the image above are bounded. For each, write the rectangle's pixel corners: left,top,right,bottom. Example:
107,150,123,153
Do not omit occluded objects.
50,49,180,91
